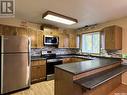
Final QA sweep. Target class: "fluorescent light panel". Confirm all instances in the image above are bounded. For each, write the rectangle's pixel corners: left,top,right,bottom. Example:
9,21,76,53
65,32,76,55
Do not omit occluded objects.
43,11,78,25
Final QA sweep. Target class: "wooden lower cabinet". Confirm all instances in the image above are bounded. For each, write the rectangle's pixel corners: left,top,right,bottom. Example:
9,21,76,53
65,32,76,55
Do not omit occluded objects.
31,65,46,83
63,58,88,64
63,58,72,63
31,60,46,83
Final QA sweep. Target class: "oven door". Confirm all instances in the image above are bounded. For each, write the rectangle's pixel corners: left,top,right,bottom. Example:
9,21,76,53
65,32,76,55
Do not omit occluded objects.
46,59,63,80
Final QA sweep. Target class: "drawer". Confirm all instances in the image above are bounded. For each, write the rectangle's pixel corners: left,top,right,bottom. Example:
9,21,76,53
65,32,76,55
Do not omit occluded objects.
32,60,46,66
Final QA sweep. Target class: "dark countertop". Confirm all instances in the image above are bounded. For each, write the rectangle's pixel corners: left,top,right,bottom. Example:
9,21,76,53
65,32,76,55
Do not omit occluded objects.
55,57,122,75
31,54,122,75
57,54,95,60
31,54,122,61
31,56,47,61
31,54,93,61
74,65,127,89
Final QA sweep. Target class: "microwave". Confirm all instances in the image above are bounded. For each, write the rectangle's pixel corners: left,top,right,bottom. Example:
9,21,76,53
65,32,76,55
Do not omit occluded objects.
43,35,59,45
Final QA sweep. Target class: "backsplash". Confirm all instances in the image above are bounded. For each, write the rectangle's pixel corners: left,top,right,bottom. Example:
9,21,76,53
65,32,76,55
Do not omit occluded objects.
31,47,80,57
31,47,122,58
31,48,42,56
106,50,122,58
100,49,122,58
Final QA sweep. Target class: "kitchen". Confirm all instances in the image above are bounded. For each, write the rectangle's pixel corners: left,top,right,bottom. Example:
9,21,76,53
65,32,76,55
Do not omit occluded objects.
0,0,127,95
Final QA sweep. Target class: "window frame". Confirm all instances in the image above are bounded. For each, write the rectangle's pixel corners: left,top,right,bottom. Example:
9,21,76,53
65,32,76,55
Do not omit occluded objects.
76,35,80,49
81,32,101,54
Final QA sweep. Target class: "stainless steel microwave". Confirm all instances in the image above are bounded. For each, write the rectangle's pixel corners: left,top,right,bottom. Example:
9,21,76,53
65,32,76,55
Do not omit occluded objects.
43,35,59,45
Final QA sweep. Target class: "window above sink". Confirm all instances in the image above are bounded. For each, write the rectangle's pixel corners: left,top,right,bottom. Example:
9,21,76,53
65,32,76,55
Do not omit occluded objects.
81,32,100,54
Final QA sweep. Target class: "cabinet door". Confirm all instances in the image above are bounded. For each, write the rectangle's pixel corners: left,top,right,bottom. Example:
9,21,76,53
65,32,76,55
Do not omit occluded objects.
2,25,17,36
69,33,76,48
43,28,53,35
38,60,46,65
16,27,28,37
28,28,37,48
115,26,122,50
63,34,69,48
0,25,3,35
59,34,64,48
31,61,39,66
52,29,59,36
36,65,46,80
104,26,122,50
37,30,44,48
105,28,115,50
31,66,38,82
31,65,46,83
31,60,46,83
59,33,69,48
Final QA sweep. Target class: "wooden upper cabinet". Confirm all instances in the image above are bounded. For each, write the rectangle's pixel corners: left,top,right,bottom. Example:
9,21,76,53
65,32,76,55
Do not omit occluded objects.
0,24,77,48
63,34,69,48
59,31,76,48
0,24,44,48
28,29,44,48
59,32,69,48
103,25,122,50
43,28,55,35
11,27,43,48
37,30,44,48
0,25,3,35
28,28,38,48
2,25,17,36
58,34,64,48
69,33,76,48
43,28,77,48
16,27,28,37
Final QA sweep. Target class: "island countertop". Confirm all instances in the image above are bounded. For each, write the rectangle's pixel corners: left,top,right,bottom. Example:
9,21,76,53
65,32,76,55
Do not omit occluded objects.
55,57,122,75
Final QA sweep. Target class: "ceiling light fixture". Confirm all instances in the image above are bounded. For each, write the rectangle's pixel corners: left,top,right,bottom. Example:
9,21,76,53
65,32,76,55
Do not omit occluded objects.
42,11,78,25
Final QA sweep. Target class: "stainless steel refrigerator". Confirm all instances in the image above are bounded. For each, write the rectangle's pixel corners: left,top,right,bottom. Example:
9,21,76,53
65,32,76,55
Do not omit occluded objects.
0,35,31,94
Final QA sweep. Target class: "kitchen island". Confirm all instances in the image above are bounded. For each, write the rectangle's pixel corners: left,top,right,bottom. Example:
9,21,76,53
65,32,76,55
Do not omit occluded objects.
55,57,127,95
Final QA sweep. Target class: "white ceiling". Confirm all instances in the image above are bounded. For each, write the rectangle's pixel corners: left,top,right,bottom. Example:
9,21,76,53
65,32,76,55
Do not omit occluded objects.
15,0,127,29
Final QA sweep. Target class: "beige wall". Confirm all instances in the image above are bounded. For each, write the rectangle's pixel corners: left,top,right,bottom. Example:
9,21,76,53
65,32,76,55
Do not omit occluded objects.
77,17,127,54
0,18,40,30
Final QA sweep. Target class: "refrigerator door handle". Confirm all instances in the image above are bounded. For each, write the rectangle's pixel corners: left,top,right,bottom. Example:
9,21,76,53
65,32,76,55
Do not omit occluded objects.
1,36,4,94
1,54,4,94
28,38,31,86
28,38,31,66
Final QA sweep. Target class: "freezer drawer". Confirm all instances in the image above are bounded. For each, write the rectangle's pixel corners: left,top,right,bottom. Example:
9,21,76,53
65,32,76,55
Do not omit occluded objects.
1,36,29,53
1,53,30,94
